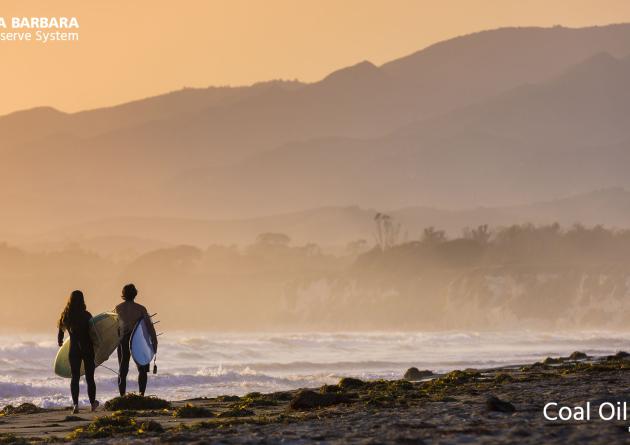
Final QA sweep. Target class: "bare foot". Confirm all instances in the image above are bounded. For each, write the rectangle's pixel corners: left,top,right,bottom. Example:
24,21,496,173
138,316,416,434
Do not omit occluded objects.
91,400,100,412
71,404,79,414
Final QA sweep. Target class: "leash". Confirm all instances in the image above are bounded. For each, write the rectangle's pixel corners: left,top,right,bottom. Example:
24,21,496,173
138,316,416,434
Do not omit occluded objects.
99,362,120,376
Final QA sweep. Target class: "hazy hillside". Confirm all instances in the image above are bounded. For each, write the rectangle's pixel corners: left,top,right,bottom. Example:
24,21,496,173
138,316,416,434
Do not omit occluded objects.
27,188,630,258
7,222,630,331
381,24,630,115
2,24,630,235
6,24,630,149
175,52,630,214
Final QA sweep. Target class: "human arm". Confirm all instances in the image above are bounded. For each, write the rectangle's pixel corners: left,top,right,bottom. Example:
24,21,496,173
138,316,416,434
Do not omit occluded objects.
57,327,64,347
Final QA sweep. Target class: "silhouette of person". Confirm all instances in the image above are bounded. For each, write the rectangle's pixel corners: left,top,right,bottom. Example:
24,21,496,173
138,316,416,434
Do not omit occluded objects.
57,290,99,413
115,284,158,396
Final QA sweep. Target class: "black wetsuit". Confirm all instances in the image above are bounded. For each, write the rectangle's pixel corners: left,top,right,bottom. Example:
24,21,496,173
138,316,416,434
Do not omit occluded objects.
117,332,150,396
58,311,96,405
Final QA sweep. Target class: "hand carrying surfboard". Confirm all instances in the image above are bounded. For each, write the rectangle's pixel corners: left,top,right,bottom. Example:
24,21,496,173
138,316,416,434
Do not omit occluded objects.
54,312,121,378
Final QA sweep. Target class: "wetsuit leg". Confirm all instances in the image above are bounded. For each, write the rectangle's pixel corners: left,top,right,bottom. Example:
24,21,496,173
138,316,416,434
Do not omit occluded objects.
69,355,81,405
134,358,150,395
138,366,148,396
83,356,96,404
117,334,131,396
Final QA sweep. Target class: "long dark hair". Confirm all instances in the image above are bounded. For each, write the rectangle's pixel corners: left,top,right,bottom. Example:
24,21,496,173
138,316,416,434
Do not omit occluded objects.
58,290,87,330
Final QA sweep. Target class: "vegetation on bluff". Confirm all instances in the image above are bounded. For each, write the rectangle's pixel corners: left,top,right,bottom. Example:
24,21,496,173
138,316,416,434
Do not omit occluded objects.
3,222,630,330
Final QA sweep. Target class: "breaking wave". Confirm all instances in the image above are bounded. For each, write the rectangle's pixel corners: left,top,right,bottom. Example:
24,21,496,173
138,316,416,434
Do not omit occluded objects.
1,331,629,408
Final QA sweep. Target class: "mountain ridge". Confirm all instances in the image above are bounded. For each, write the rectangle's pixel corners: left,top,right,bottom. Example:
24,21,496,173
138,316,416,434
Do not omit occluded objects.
2,24,630,232
164,51,630,217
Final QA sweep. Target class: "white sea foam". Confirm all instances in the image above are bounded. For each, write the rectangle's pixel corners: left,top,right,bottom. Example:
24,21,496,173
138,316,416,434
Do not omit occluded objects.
0,331,629,408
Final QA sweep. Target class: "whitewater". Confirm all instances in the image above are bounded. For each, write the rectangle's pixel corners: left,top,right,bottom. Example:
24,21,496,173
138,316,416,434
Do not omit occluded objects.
1,331,629,408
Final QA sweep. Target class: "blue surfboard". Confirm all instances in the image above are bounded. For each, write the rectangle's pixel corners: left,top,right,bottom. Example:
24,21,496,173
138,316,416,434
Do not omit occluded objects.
130,318,155,366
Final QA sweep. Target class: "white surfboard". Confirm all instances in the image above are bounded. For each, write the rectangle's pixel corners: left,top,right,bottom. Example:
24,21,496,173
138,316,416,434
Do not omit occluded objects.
130,318,155,366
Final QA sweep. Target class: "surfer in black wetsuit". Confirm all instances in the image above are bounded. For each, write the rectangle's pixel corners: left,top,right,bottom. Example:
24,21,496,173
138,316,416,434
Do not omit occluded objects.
115,283,158,396
57,290,99,413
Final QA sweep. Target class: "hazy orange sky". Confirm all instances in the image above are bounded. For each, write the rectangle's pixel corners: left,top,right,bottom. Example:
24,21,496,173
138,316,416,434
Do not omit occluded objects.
2,0,630,115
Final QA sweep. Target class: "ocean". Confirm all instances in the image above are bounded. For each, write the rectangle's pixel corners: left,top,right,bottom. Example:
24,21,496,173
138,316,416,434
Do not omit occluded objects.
1,331,629,408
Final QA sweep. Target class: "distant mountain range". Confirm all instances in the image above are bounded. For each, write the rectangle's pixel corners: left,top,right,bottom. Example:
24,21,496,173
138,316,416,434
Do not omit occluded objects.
29,187,630,256
173,51,630,215
3,24,630,236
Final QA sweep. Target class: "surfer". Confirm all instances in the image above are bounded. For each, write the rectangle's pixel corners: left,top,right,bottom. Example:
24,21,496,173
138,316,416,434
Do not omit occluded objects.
57,290,99,413
115,283,158,396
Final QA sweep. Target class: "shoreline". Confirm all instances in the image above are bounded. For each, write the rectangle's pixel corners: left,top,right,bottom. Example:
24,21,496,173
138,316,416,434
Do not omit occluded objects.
3,352,630,443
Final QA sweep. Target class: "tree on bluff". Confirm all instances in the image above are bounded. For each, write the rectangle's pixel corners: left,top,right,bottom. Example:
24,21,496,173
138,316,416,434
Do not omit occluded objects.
347,239,369,256
422,226,447,245
374,213,402,251
463,224,491,245
256,232,291,246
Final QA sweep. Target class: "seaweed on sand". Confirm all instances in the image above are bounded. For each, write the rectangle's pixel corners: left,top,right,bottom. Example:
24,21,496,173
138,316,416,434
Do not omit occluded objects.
494,373,514,384
0,433,28,445
173,404,214,418
560,360,630,374
231,391,292,409
1,403,43,416
421,370,482,397
62,415,86,422
289,390,350,410
217,406,255,418
216,395,240,402
66,411,137,439
104,393,171,410
66,410,165,439
177,411,324,434
361,379,418,407
338,377,367,390
137,420,164,433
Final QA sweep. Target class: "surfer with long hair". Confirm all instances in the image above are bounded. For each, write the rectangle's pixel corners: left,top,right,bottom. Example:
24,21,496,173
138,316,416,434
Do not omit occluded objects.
57,290,99,413
115,283,158,396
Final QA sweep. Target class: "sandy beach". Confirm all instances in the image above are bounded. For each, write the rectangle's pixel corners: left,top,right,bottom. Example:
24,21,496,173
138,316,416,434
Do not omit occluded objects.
3,353,630,444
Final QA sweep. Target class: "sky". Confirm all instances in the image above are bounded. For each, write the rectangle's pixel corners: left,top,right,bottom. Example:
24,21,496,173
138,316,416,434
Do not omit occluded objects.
1,0,630,115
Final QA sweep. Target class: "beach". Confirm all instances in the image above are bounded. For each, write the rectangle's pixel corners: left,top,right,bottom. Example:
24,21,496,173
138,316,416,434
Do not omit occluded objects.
4,331,630,409
3,353,630,444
